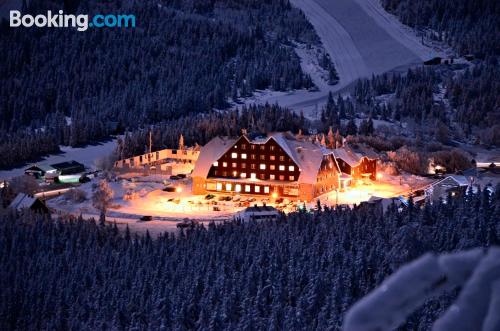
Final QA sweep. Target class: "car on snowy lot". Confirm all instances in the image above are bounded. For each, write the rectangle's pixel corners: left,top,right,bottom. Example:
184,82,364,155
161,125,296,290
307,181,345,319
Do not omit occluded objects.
170,175,180,180
139,215,153,222
163,186,176,192
177,174,187,179
176,219,199,229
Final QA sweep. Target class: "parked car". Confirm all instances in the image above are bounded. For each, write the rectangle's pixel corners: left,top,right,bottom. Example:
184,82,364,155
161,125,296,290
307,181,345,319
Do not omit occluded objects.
139,215,153,222
163,186,176,192
170,175,180,180
176,219,199,229
177,174,187,179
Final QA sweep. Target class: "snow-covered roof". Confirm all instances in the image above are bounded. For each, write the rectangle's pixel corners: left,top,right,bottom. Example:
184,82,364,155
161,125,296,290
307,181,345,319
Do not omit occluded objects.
333,147,362,167
9,193,38,210
195,133,337,184
192,137,237,178
333,145,377,167
432,175,469,188
281,136,327,184
26,164,56,172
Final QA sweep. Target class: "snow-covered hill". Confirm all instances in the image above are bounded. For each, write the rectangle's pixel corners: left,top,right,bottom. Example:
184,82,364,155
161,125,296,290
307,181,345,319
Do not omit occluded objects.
254,0,443,116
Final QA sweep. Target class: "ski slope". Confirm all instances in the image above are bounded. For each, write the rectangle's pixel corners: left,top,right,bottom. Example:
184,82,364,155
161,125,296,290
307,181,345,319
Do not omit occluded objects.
258,0,442,115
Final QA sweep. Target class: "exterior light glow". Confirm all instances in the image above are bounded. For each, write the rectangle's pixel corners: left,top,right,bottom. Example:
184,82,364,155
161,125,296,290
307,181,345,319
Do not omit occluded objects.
176,186,183,193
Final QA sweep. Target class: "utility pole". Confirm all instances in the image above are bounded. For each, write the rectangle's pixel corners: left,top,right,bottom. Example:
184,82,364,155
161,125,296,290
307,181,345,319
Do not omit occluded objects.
148,129,152,155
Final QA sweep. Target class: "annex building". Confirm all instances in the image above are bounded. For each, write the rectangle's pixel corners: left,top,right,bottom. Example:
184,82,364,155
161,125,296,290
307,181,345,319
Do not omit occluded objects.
192,132,377,201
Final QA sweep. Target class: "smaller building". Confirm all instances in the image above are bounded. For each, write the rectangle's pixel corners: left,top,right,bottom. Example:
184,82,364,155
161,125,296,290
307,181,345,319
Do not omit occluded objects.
8,193,49,214
334,146,377,186
425,175,470,202
236,205,280,222
50,161,85,175
114,148,200,169
25,164,58,179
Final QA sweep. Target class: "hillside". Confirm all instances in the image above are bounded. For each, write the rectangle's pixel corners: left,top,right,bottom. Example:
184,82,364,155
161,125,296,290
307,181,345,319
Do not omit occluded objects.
0,0,326,168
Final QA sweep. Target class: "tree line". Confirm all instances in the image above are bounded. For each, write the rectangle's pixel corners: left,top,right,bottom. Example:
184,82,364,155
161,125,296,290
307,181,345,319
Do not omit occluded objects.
0,186,498,330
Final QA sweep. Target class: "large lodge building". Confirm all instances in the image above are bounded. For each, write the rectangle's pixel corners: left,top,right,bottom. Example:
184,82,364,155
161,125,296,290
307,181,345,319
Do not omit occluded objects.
192,132,377,201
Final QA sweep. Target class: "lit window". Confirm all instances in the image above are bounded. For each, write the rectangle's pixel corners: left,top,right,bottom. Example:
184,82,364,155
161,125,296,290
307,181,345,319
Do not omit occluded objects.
259,164,266,170
251,145,255,150
225,183,232,191
231,153,237,158
251,154,256,160
242,163,246,169
270,174,275,180
279,156,285,161
216,183,222,191
270,155,275,161
264,186,270,193
223,162,227,167
241,153,247,159
235,184,241,192
241,144,246,149
251,173,256,179
289,176,295,181
289,165,295,171
279,165,285,171
241,173,247,178
255,186,260,193
232,171,238,177
232,163,237,168
260,145,265,150
251,164,256,169
279,175,285,181
213,161,219,167
260,174,265,180
270,146,275,151
260,155,265,160
245,185,251,192
270,165,276,170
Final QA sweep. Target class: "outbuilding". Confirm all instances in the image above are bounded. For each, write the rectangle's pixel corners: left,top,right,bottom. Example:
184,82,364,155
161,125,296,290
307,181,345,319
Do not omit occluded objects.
8,193,49,214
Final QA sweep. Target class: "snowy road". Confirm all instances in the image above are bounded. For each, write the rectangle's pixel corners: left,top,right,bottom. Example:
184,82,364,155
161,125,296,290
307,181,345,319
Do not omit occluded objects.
257,0,442,116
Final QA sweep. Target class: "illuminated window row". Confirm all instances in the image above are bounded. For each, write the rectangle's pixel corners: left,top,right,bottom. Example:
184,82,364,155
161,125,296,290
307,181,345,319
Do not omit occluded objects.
215,183,271,194
213,162,294,172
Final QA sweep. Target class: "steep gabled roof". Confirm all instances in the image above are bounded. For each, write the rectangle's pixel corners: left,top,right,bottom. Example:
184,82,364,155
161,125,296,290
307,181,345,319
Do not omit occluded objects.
194,133,339,184
333,145,378,167
333,147,361,167
282,137,327,184
192,137,237,178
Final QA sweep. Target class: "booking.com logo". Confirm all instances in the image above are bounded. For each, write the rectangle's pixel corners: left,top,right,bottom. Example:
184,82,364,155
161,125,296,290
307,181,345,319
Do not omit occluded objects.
10,10,136,31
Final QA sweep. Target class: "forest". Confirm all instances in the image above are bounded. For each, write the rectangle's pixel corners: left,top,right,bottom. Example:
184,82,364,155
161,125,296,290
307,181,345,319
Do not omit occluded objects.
0,0,325,168
117,103,308,159
0,187,498,330
381,0,499,57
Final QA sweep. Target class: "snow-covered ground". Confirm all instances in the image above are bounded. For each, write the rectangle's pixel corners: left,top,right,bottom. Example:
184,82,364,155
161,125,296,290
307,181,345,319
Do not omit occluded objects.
0,139,117,180
315,173,432,207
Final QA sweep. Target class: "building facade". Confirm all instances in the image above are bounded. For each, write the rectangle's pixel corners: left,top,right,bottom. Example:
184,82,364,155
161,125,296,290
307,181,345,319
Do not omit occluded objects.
192,133,378,201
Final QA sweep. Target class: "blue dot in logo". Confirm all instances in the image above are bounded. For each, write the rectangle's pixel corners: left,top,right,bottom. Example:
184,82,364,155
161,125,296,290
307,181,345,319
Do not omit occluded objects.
89,23,93,27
